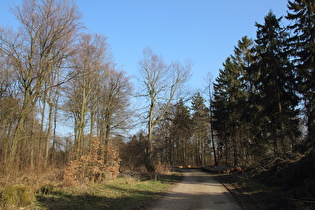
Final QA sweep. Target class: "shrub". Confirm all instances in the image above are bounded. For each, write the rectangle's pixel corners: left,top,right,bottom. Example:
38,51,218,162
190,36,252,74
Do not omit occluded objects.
63,139,121,186
0,184,35,208
39,184,53,195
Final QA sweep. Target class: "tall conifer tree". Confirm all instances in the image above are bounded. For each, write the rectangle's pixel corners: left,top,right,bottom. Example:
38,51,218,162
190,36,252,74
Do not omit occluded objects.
191,93,209,166
251,11,300,157
170,99,193,166
286,0,315,155
212,57,245,165
232,36,256,165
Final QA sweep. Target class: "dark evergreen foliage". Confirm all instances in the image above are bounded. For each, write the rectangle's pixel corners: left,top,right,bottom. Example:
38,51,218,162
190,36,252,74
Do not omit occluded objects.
286,0,315,151
211,11,302,165
119,0,314,172
191,93,209,166
212,36,255,166
250,11,300,158
169,99,193,166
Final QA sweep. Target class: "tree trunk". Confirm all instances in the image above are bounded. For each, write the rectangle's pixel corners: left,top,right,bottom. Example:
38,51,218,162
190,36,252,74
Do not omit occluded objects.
146,100,155,173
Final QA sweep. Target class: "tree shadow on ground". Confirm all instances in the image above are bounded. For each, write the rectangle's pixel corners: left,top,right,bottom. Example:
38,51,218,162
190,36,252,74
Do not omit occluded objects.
36,173,182,210
214,170,315,210
37,192,110,210
36,188,162,210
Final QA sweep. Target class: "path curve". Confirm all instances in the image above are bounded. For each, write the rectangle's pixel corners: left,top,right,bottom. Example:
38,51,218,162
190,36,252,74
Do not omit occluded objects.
148,169,242,210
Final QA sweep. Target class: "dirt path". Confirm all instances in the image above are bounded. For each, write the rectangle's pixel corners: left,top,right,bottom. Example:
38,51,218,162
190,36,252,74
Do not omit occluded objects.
148,169,242,210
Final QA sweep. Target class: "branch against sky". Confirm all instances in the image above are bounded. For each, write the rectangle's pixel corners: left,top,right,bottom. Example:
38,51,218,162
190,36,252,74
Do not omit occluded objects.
138,47,191,172
0,0,82,172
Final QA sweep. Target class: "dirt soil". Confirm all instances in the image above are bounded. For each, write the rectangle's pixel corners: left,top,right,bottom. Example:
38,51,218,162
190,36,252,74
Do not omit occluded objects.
147,169,242,210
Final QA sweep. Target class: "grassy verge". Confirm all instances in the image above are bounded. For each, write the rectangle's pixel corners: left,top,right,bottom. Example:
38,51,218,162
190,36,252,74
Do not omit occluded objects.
34,173,181,210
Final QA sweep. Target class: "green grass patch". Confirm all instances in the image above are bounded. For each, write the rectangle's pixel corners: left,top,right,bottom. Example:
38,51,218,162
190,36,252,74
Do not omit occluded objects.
35,173,180,210
0,184,36,209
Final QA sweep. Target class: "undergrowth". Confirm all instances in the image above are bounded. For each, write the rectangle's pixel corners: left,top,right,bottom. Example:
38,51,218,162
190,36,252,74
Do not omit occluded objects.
215,153,315,210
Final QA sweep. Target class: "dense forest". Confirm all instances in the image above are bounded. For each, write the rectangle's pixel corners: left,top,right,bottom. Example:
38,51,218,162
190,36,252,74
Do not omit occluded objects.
0,0,314,194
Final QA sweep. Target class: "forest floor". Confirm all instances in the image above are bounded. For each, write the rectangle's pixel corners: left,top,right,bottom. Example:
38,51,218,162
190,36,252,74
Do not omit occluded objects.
212,155,315,210
0,172,181,209
1,155,314,209
214,172,284,209
35,173,182,210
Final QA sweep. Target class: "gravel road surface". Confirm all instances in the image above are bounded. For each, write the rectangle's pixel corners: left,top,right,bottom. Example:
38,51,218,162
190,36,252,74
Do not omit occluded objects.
148,169,242,210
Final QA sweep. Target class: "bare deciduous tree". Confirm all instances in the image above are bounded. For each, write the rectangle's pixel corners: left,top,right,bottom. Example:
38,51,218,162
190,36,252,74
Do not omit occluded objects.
64,33,133,160
0,0,82,173
64,33,109,158
96,69,133,145
138,47,191,172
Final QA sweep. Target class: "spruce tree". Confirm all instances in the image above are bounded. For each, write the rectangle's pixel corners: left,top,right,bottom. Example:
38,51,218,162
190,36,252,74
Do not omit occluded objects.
251,11,300,157
212,36,259,165
232,36,256,165
170,99,193,166
286,0,315,154
191,93,209,166
212,57,246,165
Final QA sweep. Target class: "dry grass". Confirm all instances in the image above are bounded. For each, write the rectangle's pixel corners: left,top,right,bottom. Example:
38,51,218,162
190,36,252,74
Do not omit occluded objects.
34,172,181,209
0,170,181,209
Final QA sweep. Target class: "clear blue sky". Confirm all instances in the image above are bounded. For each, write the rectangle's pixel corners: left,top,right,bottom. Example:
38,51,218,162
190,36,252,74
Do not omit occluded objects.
1,0,289,91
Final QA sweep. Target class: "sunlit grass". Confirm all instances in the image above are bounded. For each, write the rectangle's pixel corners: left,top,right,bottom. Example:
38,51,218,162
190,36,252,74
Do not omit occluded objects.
35,173,180,209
